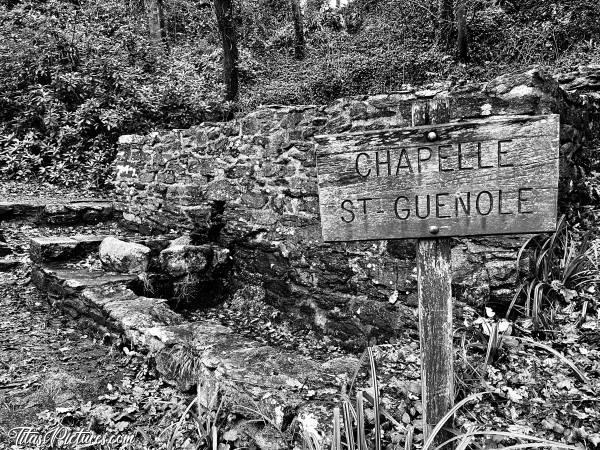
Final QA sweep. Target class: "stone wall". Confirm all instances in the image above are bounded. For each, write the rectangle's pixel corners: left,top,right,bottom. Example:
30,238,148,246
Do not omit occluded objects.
115,68,600,348
555,65,600,93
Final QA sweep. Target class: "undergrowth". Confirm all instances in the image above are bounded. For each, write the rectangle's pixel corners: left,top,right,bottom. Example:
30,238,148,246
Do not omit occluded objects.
507,215,600,334
323,347,583,450
161,339,590,449
151,216,599,449
1,0,599,186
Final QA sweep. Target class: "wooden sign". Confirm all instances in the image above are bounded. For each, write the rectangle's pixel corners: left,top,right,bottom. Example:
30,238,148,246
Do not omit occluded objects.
315,114,560,242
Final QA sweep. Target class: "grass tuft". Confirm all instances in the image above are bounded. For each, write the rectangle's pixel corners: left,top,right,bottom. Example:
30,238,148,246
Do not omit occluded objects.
507,215,600,332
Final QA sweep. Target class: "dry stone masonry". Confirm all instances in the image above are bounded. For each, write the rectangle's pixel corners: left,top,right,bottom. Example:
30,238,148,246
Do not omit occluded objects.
115,68,600,348
25,224,360,447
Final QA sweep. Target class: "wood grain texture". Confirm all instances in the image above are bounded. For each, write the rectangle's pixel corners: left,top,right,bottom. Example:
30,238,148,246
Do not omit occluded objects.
414,99,454,448
316,114,560,242
417,238,454,445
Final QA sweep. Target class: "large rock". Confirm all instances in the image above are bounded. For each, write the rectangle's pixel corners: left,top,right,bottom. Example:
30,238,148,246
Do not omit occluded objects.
99,237,151,274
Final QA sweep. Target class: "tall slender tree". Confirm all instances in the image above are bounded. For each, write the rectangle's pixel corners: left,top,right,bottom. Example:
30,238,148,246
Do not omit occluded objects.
213,0,239,101
145,0,166,45
436,0,454,51
289,0,305,59
455,0,468,61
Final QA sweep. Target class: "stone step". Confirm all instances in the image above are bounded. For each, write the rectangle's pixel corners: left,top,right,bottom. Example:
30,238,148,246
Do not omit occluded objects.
30,264,177,334
0,257,21,272
31,261,357,446
0,241,12,257
31,264,139,299
0,200,115,225
30,235,106,264
29,233,185,265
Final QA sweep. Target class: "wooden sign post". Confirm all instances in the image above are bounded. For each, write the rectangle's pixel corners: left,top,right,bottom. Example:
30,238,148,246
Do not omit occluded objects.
315,101,559,446
414,99,454,447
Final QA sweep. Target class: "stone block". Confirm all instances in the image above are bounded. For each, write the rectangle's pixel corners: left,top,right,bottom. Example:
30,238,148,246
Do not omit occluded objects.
99,237,151,274
30,236,79,263
159,244,210,277
205,179,239,201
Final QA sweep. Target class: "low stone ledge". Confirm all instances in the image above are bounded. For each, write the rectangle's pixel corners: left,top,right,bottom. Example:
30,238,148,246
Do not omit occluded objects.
149,321,357,385
31,261,359,446
146,321,359,442
0,200,115,225
31,264,182,340
31,265,138,299
79,285,183,344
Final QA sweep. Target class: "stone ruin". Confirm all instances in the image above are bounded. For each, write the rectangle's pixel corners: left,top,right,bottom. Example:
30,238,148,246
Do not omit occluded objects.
10,66,598,447
114,67,600,349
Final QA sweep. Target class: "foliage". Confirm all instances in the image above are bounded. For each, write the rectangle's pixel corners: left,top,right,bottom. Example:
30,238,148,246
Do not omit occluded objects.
242,0,600,109
321,346,582,450
0,0,223,187
469,0,600,69
507,216,600,333
241,0,449,109
2,0,600,185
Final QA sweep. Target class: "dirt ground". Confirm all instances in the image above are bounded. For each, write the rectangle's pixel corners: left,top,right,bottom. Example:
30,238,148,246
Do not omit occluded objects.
0,197,201,450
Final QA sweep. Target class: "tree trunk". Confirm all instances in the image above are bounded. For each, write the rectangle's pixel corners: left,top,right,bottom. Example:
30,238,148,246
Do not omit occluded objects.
289,0,305,59
456,0,468,61
213,0,239,101
145,0,166,45
436,0,454,51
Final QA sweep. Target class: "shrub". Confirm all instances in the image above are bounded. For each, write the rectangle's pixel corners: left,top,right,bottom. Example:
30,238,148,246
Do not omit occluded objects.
0,0,222,187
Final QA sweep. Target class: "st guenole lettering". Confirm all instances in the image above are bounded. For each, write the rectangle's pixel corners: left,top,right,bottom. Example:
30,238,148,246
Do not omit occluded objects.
340,188,534,223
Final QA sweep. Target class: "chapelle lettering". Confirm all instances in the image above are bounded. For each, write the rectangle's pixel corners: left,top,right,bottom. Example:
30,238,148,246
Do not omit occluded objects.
354,140,513,177
315,115,560,241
